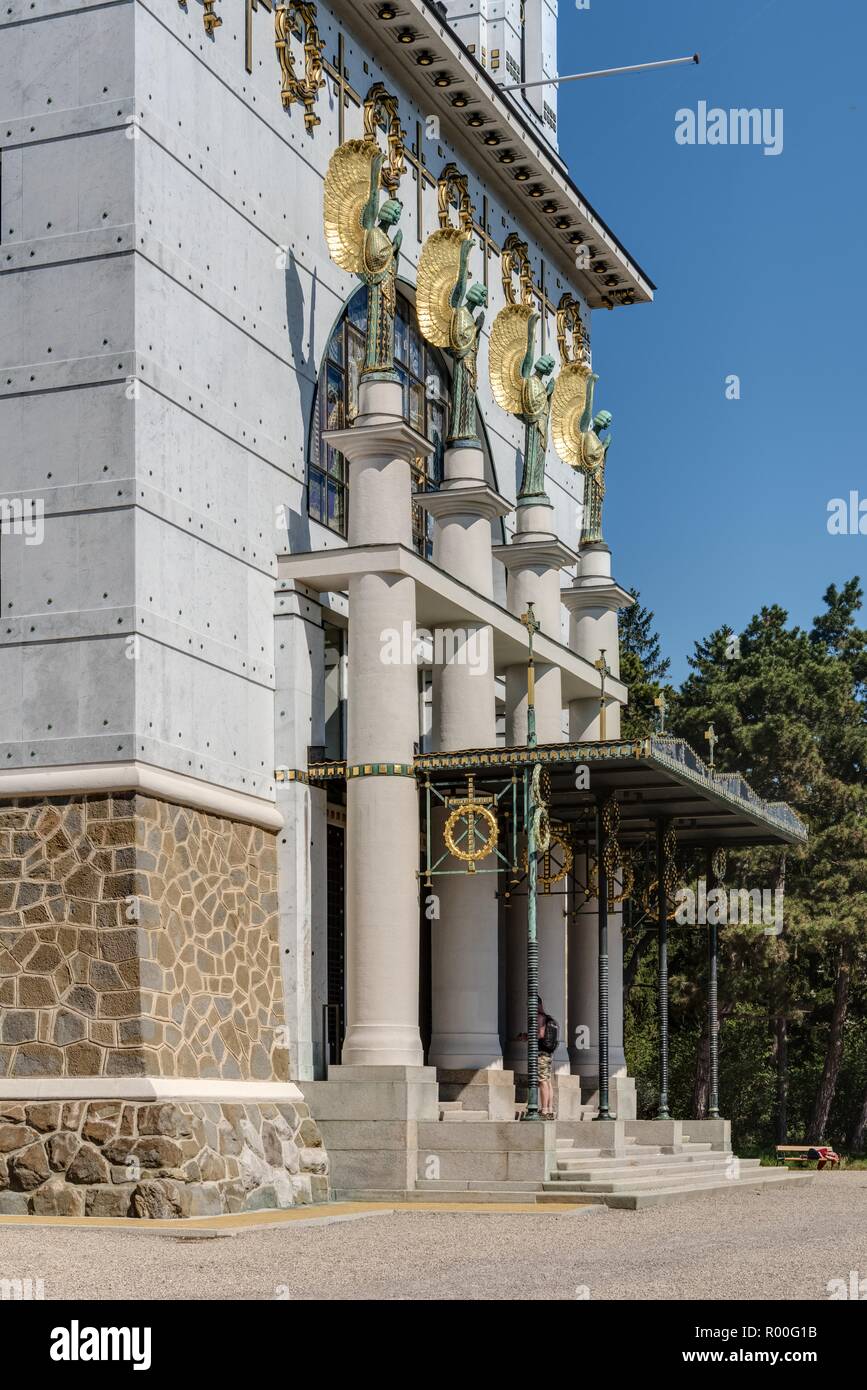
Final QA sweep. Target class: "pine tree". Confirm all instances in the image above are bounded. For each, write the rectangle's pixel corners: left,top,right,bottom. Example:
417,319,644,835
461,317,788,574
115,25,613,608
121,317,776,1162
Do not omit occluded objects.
618,590,672,739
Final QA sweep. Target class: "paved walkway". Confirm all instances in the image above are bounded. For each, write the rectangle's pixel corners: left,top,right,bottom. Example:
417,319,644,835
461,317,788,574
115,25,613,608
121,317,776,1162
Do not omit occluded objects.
1,1174,864,1300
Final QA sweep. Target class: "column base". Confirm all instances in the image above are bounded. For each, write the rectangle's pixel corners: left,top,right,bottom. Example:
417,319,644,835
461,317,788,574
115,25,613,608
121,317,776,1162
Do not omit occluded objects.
436,1068,516,1120
579,1073,637,1120
301,1065,439,1192
341,1025,425,1068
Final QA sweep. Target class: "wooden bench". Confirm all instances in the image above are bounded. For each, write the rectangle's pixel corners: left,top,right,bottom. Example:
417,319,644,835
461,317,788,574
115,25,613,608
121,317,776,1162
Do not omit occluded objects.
776,1144,841,1170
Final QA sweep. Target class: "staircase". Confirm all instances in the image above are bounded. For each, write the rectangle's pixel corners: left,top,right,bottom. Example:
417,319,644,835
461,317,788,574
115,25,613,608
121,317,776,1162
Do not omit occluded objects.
438,1101,489,1122
408,1132,813,1210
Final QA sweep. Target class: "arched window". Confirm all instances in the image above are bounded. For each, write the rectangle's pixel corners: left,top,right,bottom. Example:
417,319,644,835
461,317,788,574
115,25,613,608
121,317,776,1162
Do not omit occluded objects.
308,286,451,555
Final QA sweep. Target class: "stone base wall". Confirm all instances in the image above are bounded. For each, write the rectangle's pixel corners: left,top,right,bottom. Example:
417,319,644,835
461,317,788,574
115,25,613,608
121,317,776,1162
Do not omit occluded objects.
0,792,287,1081
0,1097,329,1218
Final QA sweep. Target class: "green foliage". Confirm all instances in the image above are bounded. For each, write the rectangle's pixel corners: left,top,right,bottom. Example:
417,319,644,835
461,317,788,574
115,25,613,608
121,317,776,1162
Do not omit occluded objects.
622,579,867,1149
619,589,673,739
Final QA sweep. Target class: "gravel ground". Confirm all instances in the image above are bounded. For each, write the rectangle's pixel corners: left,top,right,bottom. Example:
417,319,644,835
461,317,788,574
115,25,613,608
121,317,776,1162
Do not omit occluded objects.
1,1175,865,1301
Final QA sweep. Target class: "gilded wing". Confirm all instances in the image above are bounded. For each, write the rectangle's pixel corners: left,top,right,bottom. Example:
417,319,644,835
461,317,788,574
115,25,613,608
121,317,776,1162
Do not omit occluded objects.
323,138,379,275
417,228,468,348
551,361,592,467
488,303,534,416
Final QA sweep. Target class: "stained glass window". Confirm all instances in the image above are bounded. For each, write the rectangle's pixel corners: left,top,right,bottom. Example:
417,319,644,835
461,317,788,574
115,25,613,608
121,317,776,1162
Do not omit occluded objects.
308,286,452,556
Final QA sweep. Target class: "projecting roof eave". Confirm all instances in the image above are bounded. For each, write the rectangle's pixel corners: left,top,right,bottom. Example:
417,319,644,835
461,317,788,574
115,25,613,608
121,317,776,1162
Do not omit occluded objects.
277,541,626,704
341,0,654,309
411,738,808,847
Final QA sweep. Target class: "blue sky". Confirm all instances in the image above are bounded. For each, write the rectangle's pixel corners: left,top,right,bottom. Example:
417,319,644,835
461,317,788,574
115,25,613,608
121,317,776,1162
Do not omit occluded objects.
554,0,867,680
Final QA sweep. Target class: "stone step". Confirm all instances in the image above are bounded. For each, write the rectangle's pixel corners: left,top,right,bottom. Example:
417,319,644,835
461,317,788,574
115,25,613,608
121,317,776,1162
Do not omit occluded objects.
415,1179,545,1192
545,1162,755,1194
335,1168,812,1210
438,1101,464,1112
547,1170,815,1211
334,1188,592,1205
440,1109,489,1122
554,1151,734,1177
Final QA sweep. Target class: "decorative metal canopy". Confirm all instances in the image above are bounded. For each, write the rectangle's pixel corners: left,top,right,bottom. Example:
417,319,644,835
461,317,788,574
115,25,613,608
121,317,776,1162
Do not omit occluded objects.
296,735,806,847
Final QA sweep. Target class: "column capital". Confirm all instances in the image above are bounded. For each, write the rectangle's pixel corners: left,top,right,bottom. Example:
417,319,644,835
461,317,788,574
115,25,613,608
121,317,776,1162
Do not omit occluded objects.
561,578,634,616
323,419,434,467
414,481,513,524
492,536,577,573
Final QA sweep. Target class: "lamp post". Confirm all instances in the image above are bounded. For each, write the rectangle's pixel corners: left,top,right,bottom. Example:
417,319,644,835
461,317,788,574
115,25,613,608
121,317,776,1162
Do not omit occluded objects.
654,691,668,735
520,603,541,1120
594,648,611,741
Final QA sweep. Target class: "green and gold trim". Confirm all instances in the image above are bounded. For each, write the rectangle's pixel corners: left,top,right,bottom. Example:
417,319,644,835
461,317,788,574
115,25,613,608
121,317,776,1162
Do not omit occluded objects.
278,762,416,783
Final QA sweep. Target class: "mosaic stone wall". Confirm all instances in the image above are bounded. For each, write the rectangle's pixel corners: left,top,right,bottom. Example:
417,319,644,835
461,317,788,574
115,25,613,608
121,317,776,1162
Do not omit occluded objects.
0,794,289,1082
0,1097,329,1217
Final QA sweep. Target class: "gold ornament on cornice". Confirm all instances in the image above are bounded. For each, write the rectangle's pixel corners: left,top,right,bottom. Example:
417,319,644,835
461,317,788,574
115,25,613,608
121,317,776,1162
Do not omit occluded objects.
363,82,406,196
501,231,535,308
274,3,325,131
191,0,221,34
437,161,475,232
556,292,590,369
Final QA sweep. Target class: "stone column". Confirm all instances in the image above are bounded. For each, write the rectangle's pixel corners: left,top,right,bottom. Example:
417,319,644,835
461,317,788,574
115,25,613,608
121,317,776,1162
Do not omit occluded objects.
493,500,576,1081
563,542,635,1116
415,447,514,1113
323,381,434,1068
274,585,328,1081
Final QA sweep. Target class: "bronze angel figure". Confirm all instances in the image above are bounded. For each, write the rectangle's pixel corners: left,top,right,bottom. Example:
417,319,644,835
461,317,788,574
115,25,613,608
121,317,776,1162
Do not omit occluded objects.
323,138,403,381
416,229,487,447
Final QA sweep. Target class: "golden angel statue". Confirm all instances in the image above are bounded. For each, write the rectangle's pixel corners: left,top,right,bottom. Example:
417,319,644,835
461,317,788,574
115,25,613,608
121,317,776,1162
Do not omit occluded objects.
552,367,613,543
551,299,613,543
489,304,556,502
416,228,487,447
323,138,403,381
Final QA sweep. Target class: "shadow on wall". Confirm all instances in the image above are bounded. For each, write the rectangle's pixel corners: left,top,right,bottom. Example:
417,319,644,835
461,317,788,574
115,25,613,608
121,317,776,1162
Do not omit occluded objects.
281,250,320,556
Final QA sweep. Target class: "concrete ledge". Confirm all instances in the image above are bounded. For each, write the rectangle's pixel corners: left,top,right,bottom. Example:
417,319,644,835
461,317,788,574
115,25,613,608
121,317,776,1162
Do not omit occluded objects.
0,1078,304,1103
0,760,282,830
416,1120,557,1152
304,1079,439,1122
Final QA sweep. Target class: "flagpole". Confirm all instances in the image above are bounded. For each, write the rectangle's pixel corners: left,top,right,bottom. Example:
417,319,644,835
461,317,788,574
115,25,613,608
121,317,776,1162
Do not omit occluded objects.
498,54,700,95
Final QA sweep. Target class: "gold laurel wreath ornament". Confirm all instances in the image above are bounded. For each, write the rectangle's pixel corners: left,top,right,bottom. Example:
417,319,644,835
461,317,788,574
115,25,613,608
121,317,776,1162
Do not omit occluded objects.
443,802,499,873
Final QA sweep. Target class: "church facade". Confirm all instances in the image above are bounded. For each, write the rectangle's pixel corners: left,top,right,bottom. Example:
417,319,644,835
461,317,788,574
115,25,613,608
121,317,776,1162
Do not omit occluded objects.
0,1,804,1216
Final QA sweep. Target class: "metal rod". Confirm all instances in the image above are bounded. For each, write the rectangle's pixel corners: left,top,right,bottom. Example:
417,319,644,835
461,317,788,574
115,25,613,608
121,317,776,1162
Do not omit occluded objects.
656,819,671,1119
706,848,720,1120
498,54,700,94
522,605,541,1121
595,797,612,1121
525,767,540,1120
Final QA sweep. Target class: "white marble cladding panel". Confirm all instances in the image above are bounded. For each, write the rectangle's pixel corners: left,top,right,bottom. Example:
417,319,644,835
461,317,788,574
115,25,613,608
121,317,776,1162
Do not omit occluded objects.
0,255,133,369
0,508,134,621
0,383,133,494
134,629,276,800
1,127,132,243
0,1,133,122
132,387,283,575
134,508,274,677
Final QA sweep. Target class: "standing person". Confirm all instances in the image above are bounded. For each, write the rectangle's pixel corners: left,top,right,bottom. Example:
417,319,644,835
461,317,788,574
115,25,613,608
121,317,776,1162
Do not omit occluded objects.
517,998,560,1120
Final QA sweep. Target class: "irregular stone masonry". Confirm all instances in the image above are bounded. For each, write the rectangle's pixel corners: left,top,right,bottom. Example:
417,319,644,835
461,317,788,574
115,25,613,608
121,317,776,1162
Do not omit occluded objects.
0,794,288,1082
0,1098,329,1217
